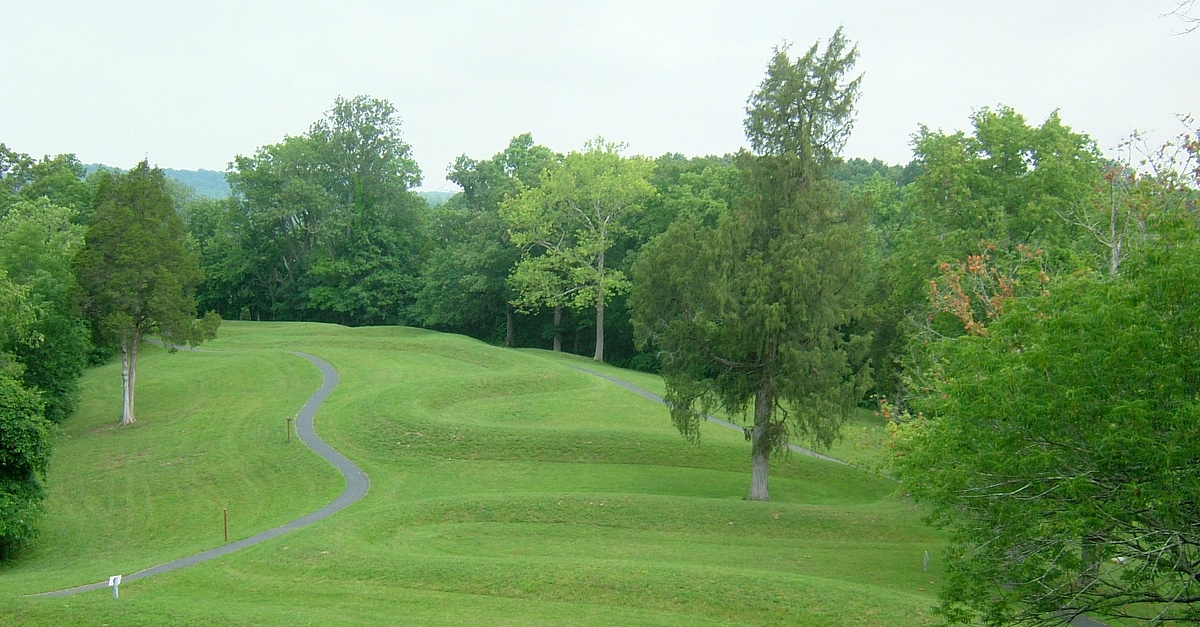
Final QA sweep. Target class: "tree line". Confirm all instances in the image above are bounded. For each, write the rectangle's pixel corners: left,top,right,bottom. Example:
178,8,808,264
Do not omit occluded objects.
3,27,1199,623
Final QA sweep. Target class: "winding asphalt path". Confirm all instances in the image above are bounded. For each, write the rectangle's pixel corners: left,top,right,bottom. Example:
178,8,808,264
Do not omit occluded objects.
31,351,369,598
568,365,846,464
29,350,1110,625
571,365,1111,627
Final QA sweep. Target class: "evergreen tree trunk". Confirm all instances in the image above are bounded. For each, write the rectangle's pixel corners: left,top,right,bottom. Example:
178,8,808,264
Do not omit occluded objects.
120,336,131,423
747,378,773,501
505,304,515,348
553,305,562,352
120,332,139,426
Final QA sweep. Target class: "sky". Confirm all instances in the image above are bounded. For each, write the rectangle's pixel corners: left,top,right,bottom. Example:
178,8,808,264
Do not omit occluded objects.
4,1,1198,191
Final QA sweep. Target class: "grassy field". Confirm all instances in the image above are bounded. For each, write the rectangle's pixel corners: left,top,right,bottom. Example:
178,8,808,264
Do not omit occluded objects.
0,322,942,625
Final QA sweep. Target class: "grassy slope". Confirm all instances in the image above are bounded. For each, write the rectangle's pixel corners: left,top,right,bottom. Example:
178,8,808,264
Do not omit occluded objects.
0,322,941,625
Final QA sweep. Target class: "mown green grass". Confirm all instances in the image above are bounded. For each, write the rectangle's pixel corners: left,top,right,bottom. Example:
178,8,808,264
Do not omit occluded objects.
0,343,341,594
0,322,941,625
529,350,894,470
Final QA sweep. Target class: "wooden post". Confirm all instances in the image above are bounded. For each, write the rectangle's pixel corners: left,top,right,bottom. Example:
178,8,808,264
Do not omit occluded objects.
286,415,294,443
223,508,229,543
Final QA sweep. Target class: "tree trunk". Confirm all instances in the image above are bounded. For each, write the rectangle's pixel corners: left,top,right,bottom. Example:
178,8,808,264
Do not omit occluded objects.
594,297,605,362
505,304,515,348
1077,536,1101,590
594,250,605,362
747,378,774,501
1108,183,1121,279
552,305,562,352
120,332,139,426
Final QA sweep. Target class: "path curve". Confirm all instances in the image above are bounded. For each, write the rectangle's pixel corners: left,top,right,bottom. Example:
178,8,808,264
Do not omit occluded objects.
31,351,369,597
567,365,846,465
573,364,1112,627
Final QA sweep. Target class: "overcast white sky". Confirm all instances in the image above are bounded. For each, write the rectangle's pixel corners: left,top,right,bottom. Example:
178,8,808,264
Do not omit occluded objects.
4,1,1197,191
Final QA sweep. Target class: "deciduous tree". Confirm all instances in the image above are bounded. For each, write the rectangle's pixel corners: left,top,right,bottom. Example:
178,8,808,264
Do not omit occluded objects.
0,198,90,422
0,270,53,558
221,96,425,324
503,139,655,362
416,134,558,345
896,135,1200,626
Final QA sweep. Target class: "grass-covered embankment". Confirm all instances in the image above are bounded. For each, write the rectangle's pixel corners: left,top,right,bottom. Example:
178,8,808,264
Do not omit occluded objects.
0,321,941,625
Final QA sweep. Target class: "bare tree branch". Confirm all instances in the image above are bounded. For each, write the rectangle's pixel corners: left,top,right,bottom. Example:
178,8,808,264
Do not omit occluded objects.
1167,0,1200,34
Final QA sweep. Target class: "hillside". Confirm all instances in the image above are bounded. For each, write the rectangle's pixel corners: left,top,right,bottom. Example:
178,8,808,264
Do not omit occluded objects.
0,322,940,625
84,164,231,199
85,165,454,206
162,167,231,198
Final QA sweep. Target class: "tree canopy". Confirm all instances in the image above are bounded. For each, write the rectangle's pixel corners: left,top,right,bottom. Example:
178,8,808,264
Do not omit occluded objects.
503,138,655,362
0,149,94,558
0,198,90,423
0,359,52,558
75,161,218,426
895,127,1200,624
216,95,426,324
632,29,871,501
415,134,559,346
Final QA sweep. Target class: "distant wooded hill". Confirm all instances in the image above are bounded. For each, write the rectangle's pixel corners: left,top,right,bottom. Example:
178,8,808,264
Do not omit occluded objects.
85,164,455,206
163,168,232,198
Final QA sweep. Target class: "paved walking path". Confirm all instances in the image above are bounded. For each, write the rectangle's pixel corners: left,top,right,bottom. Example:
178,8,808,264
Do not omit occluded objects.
31,352,369,597
570,365,1110,627
568,365,846,464
29,348,1111,625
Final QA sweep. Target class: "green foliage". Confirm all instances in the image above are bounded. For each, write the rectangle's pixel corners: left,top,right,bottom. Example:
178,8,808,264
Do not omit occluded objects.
897,218,1200,624
0,272,37,354
75,161,218,425
0,149,94,429
904,107,1103,276
831,157,917,190
0,198,90,423
744,28,861,166
219,95,426,324
415,134,559,344
76,162,210,344
502,138,656,361
1,147,90,219
863,107,1106,403
0,369,52,558
632,30,870,501
638,154,741,237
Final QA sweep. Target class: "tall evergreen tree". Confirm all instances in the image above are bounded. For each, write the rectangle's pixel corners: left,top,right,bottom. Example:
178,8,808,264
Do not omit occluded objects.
632,29,870,501
75,162,218,426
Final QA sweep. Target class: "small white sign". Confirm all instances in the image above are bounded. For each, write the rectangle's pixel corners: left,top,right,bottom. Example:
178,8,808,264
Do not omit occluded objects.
108,574,122,599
